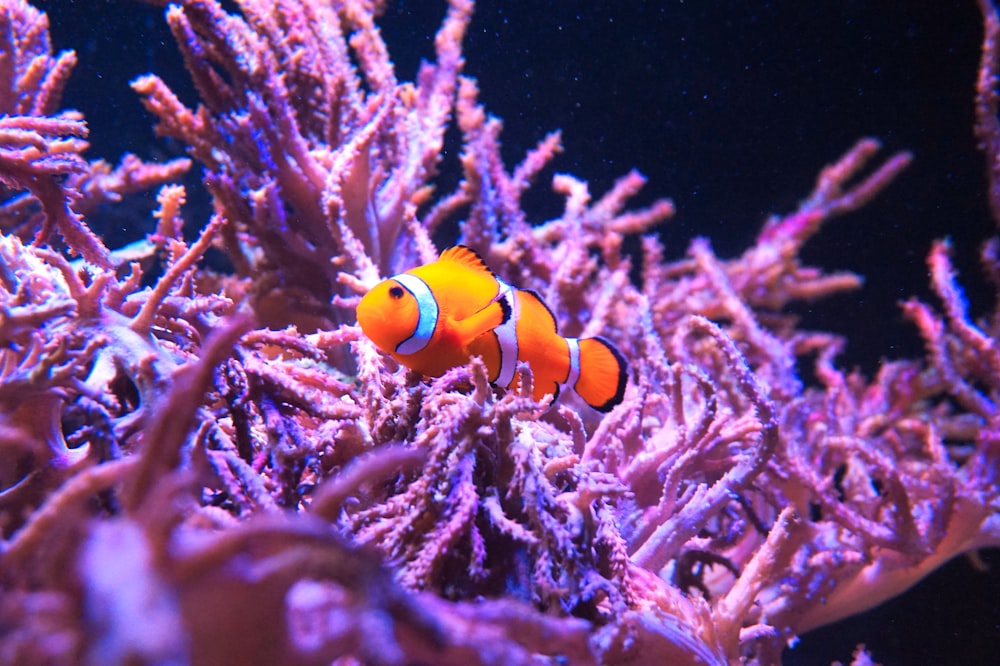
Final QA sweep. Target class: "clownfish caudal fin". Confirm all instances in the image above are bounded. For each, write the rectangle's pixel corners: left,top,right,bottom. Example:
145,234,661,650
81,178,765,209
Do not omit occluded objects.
573,337,628,412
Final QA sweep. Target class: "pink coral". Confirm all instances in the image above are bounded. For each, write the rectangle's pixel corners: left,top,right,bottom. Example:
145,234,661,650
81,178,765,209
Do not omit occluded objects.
0,0,999,665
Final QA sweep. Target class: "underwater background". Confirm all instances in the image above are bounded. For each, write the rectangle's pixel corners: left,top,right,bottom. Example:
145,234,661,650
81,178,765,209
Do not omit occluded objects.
10,0,1000,663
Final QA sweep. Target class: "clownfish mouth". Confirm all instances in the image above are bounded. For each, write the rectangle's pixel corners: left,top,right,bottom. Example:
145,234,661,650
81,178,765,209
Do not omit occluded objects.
355,292,393,353
355,294,375,332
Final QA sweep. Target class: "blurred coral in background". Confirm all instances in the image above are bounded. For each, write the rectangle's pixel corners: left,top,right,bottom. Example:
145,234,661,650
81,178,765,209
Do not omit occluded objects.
1,0,998,664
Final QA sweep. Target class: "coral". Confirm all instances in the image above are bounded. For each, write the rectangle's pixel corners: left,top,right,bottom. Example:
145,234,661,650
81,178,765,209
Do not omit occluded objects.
0,0,998,665
0,0,188,267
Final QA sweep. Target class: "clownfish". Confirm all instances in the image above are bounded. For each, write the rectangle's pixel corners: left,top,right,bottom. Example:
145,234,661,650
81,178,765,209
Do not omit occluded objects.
356,245,627,412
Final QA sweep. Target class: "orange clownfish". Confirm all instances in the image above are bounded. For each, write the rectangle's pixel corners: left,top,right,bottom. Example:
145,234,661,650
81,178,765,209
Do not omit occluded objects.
356,246,627,412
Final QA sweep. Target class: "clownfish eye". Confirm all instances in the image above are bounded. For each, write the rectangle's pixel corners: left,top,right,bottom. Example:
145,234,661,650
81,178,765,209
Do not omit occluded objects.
388,285,405,300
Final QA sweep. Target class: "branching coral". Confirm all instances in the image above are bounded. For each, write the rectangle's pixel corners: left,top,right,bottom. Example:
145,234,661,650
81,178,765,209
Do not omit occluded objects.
131,0,474,333
0,0,188,267
1,0,999,665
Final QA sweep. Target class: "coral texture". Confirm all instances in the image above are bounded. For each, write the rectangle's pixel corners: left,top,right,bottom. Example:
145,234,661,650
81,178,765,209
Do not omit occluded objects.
0,0,998,664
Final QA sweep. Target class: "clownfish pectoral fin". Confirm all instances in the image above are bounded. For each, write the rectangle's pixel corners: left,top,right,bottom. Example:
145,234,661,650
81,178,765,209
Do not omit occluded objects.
574,337,628,412
454,295,511,343
439,245,497,278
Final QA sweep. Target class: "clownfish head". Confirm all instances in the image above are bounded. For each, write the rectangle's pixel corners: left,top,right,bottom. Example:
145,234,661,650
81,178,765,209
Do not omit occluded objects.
356,277,428,356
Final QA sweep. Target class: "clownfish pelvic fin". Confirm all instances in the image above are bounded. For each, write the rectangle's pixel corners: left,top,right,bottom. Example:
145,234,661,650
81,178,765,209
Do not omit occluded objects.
453,296,511,344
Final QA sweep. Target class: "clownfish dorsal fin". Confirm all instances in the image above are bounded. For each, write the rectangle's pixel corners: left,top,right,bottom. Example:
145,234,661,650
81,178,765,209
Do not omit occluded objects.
453,295,511,343
439,245,497,278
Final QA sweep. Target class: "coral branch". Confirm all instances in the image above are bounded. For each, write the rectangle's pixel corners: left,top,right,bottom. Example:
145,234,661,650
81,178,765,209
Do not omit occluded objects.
0,1,998,664
976,0,1000,225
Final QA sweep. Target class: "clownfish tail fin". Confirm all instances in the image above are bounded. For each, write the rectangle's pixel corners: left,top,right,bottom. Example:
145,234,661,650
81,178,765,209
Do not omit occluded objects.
574,336,628,412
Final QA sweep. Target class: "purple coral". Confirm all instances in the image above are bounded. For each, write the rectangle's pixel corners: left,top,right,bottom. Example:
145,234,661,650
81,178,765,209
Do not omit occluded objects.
0,0,999,665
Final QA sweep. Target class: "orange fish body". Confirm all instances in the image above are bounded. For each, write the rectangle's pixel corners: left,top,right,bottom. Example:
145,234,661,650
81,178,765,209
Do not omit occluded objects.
356,246,627,412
